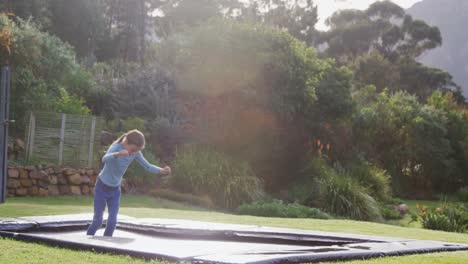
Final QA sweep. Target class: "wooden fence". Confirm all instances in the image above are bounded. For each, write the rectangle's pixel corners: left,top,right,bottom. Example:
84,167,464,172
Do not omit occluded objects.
25,112,103,168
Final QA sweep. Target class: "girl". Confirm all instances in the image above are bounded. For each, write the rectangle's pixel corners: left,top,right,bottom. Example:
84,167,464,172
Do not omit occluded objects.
86,129,171,237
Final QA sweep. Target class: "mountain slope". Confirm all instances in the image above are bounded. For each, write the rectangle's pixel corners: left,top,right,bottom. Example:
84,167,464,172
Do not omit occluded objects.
407,0,468,96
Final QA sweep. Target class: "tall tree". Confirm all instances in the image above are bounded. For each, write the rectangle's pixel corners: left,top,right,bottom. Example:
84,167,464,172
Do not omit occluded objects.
48,0,107,58
228,0,318,45
154,0,222,39
353,88,458,197
318,0,441,63
2,0,108,60
153,0,319,44
352,51,462,100
0,0,51,27
322,0,462,101
157,19,353,190
98,0,164,63
0,14,92,134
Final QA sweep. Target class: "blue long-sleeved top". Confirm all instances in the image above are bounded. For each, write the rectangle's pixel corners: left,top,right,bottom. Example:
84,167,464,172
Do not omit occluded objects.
98,143,161,187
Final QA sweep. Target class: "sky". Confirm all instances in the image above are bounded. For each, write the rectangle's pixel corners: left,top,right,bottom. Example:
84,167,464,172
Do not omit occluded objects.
313,0,423,30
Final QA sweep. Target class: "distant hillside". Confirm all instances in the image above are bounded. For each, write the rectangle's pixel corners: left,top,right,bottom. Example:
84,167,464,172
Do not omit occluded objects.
407,0,468,96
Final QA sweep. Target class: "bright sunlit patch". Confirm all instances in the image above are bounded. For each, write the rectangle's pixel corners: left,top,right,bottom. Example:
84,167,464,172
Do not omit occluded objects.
314,0,423,31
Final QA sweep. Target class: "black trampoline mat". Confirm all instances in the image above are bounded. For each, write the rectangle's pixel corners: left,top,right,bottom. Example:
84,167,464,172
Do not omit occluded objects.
28,229,353,260
1,214,467,264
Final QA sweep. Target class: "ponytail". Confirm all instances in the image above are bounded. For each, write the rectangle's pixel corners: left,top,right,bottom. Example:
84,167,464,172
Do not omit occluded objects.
114,133,127,144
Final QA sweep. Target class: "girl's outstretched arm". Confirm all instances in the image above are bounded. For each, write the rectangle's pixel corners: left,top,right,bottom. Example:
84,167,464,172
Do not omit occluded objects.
134,151,162,174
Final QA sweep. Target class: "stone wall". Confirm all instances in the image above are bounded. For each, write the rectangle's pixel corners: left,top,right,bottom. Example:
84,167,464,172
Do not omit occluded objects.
7,165,98,197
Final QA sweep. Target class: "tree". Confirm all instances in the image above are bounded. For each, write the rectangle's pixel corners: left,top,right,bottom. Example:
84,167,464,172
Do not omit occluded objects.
97,0,166,63
154,0,222,39
156,19,353,191
0,14,91,135
351,51,461,100
1,0,167,63
107,63,175,120
397,58,461,100
351,52,400,92
427,91,468,188
153,0,319,44
353,88,461,197
229,0,318,45
0,0,51,27
319,1,441,62
325,1,464,101
47,0,107,58
1,0,108,59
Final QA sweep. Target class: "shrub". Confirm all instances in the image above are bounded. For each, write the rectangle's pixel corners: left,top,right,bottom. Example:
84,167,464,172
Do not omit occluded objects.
169,145,264,209
237,199,331,219
146,116,185,162
106,117,146,134
320,173,383,222
411,203,468,233
379,204,403,220
455,186,468,202
288,182,314,205
348,161,391,202
0,14,96,134
121,117,146,133
389,197,405,205
94,62,177,121
353,90,462,197
293,157,383,222
56,88,91,115
379,199,408,220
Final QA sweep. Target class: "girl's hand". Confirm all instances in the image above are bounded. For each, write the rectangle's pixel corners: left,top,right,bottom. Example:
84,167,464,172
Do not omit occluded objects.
115,149,129,157
161,166,172,175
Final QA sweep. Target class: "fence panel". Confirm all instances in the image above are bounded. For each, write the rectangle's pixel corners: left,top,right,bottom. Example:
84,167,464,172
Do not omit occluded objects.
25,112,103,168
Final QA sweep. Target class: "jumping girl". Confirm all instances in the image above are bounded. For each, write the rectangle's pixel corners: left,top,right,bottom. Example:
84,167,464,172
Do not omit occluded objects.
86,129,171,236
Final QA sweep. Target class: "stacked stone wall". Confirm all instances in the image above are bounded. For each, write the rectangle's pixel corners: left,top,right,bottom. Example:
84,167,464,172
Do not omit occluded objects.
7,166,98,197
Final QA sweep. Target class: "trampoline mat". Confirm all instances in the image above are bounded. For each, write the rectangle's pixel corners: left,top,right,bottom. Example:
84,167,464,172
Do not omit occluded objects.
1,214,467,264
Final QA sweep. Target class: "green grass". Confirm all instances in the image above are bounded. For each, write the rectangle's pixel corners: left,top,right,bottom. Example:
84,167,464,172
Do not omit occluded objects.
0,237,170,264
0,195,207,217
325,251,468,264
0,195,467,264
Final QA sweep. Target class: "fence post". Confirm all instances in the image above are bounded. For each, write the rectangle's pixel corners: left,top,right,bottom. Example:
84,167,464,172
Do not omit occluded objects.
26,112,36,161
88,117,96,167
58,113,66,165
25,113,30,160
0,65,11,203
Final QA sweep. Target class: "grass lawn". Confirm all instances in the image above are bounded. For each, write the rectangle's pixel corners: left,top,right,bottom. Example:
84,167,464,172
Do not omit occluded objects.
1,195,467,264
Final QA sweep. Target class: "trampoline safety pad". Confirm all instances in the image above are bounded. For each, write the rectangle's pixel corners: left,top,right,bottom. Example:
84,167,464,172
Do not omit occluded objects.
1,214,467,263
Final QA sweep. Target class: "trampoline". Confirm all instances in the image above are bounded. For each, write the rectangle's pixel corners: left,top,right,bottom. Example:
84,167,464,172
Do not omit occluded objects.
1,214,467,263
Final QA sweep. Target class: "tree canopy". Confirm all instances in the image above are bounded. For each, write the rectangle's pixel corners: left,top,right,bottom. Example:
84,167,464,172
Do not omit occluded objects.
0,0,467,202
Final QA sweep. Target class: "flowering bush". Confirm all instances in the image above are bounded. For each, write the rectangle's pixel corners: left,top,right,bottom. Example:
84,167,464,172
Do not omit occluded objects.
411,203,468,233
